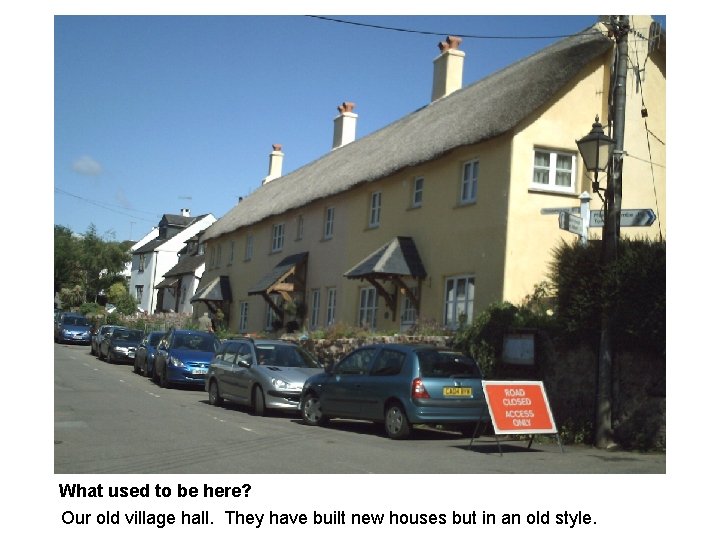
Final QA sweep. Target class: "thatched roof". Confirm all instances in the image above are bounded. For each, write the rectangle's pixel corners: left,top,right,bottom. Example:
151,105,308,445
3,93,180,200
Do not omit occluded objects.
202,27,611,242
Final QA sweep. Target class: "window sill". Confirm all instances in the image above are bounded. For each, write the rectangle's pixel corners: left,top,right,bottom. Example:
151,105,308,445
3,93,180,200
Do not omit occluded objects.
406,204,422,211
453,200,477,209
528,186,578,197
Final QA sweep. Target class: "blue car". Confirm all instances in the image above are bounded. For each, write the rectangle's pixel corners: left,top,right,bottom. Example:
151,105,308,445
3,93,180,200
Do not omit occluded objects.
153,329,220,388
300,344,489,439
133,331,165,378
54,312,92,345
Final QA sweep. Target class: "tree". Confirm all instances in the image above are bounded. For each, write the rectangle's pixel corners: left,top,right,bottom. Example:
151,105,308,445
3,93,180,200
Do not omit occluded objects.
54,225,83,293
54,224,132,303
108,281,139,315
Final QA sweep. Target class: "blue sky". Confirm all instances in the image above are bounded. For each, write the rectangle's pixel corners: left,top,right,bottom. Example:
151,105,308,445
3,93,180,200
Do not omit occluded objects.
54,14,664,240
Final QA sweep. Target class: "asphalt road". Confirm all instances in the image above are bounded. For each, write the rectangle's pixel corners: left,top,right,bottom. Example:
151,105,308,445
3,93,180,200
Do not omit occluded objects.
54,343,665,474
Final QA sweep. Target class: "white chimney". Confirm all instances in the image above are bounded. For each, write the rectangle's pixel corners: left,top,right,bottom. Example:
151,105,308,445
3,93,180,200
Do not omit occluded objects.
181,208,190,217
431,36,465,102
332,102,357,149
262,144,284,185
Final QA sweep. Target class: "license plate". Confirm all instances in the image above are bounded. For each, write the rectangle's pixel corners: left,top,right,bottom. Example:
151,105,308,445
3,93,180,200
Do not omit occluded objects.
192,368,208,375
443,387,472,397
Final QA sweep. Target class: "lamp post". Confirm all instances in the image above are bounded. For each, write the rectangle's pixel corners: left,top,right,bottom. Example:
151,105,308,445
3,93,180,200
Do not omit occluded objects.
576,116,615,198
577,116,616,448
574,15,629,449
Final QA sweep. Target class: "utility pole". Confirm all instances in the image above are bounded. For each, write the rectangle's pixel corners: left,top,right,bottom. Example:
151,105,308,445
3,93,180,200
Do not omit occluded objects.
596,15,629,448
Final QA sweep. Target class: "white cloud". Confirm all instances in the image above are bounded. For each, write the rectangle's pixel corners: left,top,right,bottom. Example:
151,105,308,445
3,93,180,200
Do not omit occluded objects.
72,155,103,176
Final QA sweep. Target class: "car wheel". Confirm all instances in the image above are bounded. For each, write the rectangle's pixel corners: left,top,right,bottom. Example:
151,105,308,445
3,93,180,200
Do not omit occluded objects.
208,380,224,407
252,386,266,416
301,393,328,426
159,367,172,389
385,403,411,440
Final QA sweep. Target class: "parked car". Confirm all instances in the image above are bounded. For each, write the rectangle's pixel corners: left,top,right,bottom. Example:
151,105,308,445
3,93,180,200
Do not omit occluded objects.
300,344,490,439
153,329,220,388
54,312,92,345
91,324,124,356
206,339,324,416
99,327,144,364
133,331,165,377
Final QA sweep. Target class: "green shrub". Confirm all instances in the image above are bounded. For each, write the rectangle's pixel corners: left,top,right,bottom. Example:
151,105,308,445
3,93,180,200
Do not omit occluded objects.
549,237,665,355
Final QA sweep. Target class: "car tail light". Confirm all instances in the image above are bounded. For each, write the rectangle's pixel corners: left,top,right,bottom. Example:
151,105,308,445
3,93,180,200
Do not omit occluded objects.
412,378,430,399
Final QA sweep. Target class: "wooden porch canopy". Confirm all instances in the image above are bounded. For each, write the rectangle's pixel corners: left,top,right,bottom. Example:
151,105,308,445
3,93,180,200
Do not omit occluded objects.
248,252,308,318
191,275,233,303
343,237,426,320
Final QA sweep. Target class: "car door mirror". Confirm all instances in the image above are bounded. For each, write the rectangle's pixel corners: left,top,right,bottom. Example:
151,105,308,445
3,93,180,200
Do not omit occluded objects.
237,358,251,368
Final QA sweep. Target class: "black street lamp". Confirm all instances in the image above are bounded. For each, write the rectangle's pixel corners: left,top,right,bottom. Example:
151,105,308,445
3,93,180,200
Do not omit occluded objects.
576,115,615,196
575,115,620,450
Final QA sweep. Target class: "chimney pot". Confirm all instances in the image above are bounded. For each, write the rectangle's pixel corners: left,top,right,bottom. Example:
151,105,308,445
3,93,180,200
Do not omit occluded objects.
332,102,358,149
432,36,465,102
263,143,284,185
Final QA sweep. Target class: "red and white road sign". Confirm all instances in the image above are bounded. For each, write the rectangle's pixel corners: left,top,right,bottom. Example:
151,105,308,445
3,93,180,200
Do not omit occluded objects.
482,381,557,435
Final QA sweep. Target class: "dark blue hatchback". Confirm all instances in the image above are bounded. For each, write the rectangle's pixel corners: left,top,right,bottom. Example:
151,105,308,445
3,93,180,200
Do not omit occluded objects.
300,343,489,439
153,329,220,388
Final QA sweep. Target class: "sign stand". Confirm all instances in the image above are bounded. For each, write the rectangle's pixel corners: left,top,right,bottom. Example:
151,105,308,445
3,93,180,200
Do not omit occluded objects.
468,381,563,455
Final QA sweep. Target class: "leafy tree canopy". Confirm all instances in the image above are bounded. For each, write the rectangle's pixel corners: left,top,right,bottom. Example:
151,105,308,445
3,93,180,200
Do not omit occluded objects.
54,224,132,307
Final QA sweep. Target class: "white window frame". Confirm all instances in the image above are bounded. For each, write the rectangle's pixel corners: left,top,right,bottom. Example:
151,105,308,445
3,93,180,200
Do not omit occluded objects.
216,245,222,268
444,275,475,330
324,207,335,239
296,215,304,241
369,191,382,228
135,285,144,304
245,234,254,261
412,177,424,208
138,253,146,273
265,294,281,330
229,241,235,265
238,301,249,333
460,159,479,204
531,148,577,193
271,223,285,253
310,289,321,329
326,287,337,326
358,287,378,329
400,285,419,326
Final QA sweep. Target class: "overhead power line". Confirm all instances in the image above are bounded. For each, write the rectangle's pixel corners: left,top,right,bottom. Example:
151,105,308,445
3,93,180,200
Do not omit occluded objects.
307,15,598,40
55,187,159,224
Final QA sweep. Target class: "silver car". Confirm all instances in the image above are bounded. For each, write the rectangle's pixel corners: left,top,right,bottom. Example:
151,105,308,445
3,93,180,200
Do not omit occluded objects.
206,339,323,416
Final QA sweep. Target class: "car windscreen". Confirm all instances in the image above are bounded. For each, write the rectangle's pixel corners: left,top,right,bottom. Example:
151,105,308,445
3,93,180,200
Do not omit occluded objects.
63,316,89,326
417,350,482,378
173,334,218,352
256,344,322,368
115,330,144,341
